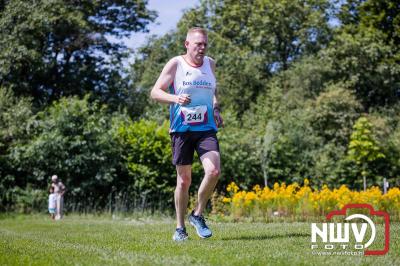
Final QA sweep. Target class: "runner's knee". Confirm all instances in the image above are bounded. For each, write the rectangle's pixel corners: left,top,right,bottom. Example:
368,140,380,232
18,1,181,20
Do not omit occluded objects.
206,168,220,178
176,176,191,190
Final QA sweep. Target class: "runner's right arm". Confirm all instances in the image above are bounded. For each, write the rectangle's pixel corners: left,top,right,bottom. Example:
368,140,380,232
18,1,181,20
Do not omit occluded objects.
150,58,191,105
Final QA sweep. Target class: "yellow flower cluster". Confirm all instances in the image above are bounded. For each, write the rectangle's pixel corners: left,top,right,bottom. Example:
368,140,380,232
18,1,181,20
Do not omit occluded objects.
222,180,400,220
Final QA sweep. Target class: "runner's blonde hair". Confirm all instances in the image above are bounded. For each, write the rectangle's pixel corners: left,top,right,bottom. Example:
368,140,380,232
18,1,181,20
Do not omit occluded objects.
186,27,207,40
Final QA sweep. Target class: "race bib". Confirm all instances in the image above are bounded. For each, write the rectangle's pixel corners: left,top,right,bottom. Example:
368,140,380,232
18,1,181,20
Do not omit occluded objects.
181,105,208,125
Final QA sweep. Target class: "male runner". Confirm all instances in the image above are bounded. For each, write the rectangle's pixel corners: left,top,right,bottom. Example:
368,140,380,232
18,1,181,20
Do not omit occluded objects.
150,27,223,241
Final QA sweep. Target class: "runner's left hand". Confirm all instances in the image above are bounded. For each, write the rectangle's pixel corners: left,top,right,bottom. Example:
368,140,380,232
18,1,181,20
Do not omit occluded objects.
213,108,224,128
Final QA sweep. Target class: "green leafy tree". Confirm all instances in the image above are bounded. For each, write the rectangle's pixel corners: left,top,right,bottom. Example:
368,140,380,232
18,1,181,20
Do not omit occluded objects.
117,120,176,209
0,0,156,112
261,109,319,186
366,109,400,187
338,0,400,46
182,0,332,71
131,34,183,121
0,87,33,157
300,84,362,187
217,110,263,190
132,0,333,117
347,116,386,190
309,84,362,145
331,0,400,109
0,87,33,210
388,121,400,186
321,30,400,109
10,95,124,208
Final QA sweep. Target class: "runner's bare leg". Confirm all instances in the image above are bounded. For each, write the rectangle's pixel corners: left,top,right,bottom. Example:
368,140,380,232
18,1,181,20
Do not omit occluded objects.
195,151,220,215
175,165,192,228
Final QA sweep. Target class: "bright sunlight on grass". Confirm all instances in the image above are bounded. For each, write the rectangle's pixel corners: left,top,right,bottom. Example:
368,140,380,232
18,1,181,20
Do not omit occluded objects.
0,215,399,265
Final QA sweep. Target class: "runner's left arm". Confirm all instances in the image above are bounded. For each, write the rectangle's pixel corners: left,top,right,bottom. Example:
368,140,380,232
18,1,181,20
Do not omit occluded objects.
209,58,224,128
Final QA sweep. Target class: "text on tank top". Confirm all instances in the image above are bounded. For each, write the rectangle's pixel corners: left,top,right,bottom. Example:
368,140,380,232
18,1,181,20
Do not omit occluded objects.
168,56,217,132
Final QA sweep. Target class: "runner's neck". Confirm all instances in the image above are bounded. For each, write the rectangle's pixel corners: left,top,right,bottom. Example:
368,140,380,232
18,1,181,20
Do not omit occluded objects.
183,54,204,68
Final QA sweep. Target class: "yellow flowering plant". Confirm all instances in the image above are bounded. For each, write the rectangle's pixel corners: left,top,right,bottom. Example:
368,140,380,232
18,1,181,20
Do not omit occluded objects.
219,180,400,221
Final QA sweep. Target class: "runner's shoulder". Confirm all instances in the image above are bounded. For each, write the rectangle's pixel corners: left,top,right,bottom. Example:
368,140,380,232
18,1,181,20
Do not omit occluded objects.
168,56,181,67
207,57,216,72
163,56,180,73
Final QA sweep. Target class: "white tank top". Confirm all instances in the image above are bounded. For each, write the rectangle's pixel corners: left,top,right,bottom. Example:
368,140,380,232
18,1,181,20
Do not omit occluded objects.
168,56,217,132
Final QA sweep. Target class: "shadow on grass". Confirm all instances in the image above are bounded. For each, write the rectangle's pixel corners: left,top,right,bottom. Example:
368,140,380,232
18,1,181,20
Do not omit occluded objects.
221,232,310,241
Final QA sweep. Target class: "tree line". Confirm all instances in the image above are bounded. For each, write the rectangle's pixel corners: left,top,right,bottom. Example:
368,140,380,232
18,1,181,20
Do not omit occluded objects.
1,0,399,212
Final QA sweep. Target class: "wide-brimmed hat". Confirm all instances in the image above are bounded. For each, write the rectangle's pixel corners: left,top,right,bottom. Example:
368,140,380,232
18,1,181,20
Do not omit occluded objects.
51,175,58,181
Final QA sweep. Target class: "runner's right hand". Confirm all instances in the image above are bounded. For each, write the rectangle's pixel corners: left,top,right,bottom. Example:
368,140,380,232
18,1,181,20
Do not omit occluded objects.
177,94,191,105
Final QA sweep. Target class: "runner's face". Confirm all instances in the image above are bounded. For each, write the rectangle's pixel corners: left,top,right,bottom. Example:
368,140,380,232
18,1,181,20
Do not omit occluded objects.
185,32,208,63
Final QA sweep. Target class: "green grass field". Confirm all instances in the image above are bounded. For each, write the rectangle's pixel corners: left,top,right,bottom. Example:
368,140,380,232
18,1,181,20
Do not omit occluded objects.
0,214,399,265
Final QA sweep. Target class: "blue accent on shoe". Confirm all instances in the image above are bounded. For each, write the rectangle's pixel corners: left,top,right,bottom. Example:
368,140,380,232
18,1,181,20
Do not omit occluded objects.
173,227,188,242
188,211,212,238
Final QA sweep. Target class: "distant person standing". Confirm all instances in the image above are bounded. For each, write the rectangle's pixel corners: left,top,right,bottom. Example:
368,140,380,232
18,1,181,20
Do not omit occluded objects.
50,175,66,220
48,186,57,220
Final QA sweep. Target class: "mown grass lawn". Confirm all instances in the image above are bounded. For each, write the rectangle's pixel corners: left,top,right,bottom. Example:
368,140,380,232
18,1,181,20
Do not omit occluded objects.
0,214,399,266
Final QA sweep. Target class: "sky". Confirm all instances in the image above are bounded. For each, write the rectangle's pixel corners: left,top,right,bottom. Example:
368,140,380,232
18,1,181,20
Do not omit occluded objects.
123,0,200,50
